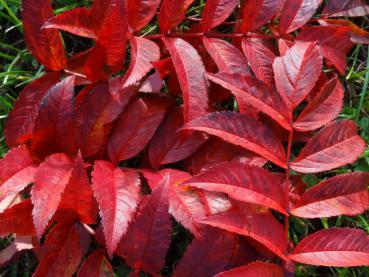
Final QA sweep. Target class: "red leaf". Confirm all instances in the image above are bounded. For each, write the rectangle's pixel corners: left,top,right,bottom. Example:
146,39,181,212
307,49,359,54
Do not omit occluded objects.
186,138,266,174
242,38,275,84
323,0,369,17
183,112,287,168
77,249,114,277
293,77,344,131
215,261,283,277
297,26,352,74
31,153,74,238
31,76,77,159
173,227,236,277
321,19,369,44
122,37,161,88
184,162,287,214
203,37,251,76
0,199,35,236
58,153,98,225
76,79,136,158
5,72,61,147
163,38,209,122
116,175,171,275
158,0,194,32
0,145,37,201
241,0,285,32
290,120,365,173
290,172,369,218
128,0,161,31
206,73,291,130
273,41,322,109
290,228,369,266
33,223,90,277
148,107,206,168
108,97,168,164
92,161,140,257
201,0,238,31
279,0,323,33
22,0,66,70
200,205,288,260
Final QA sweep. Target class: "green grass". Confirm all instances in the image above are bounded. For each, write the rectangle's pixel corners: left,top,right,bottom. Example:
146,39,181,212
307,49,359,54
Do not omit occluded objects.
1,1,369,276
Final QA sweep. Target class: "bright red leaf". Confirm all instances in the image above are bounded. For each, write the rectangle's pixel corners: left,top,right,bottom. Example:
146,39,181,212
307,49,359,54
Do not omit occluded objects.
215,261,283,277
77,249,114,277
158,0,194,33
201,0,238,31
127,0,161,32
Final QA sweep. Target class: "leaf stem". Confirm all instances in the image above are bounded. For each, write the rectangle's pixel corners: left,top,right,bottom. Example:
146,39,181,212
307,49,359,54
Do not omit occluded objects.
145,32,278,40
284,128,293,242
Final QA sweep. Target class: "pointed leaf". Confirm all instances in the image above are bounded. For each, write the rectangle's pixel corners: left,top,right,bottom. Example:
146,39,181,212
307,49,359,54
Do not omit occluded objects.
158,0,194,32
200,206,288,260
0,145,37,201
122,37,160,88
273,41,322,109
215,261,283,277
183,112,287,168
22,0,66,70
128,0,161,31
184,162,287,214
31,154,74,238
280,0,323,33
293,77,344,131
207,73,291,130
116,175,171,275
291,172,369,218
33,223,90,277
163,38,209,122
201,0,238,31
31,76,77,159
323,0,369,17
77,249,114,277
290,228,369,266
173,227,236,277
5,72,61,147
92,161,140,257
291,120,365,173
0,199,35,236
108,97,168,164
242,38,275,84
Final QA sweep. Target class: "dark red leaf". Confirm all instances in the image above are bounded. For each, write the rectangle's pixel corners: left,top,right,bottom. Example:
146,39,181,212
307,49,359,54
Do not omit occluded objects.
0,145,37,201
241,0,285,32
184,162,287,214
163,37,209,122
128,0,161,31
291,172,369,218
158,0,194,32
77,249,114,277
290,228,369,266
0,199,35,236
215,261,283,277
291,120,365,173
279,0,323,33
242,38,275,84
183,112,287,168
116,175,171,275
0,236,33,267
148,107,206,168
273,41,322,109
320,19,369,44
293,77,344,131
122,37,161,88
76,79,136,158
200,205,288,260
31,76,77,159
173,227,236,277
5,72,61,147
22,0,66,70
31,153,74,238
92,161,140,257
33,223,90,277
201,0,238,31
206,73,291,130
323,0,369,17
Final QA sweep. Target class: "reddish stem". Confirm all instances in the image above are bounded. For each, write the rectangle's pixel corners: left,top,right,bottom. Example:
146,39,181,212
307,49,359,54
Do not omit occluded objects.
284,128,293,241
145,32,278,40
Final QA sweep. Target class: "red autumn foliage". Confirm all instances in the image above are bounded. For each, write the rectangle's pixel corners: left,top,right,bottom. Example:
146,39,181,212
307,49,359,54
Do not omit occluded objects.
1,0,369,275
